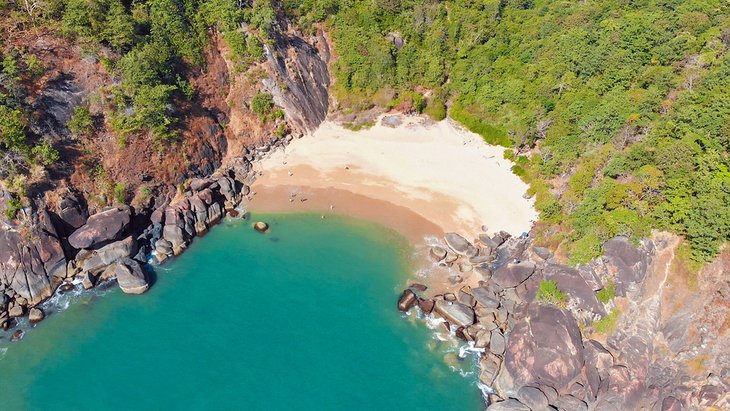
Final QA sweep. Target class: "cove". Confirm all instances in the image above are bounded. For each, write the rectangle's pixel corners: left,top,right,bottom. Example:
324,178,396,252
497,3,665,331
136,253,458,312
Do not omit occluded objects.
0,213,482,410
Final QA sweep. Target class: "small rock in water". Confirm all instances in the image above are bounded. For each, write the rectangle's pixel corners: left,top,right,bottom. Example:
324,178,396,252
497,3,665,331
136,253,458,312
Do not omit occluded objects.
10,329,24,342
254,222,269,233
29,307,45,323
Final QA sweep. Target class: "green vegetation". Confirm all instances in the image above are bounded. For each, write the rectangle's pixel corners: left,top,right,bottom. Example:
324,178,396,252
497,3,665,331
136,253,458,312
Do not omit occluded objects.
535,280,567,307
251,92,283,122
67,105,94,137
292,0,730,263
593,309,620,335
113,182,127,204
596,281,616,304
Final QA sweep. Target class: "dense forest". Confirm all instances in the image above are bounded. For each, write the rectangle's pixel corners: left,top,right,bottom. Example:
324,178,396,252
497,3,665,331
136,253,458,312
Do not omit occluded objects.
1,0,729,265
289,0,730,264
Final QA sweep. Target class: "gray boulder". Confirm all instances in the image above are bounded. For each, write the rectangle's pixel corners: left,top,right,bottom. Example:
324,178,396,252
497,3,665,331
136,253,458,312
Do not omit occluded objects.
486,399,530,411
112,259,149,295
434,300,475,327
517,386,549,410
444,232,477,256
68,206,131,249
493,262,536,288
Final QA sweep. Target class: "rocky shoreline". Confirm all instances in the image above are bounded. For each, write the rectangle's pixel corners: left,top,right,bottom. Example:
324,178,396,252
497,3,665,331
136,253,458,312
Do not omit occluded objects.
0,136,293,341
398,230,729,410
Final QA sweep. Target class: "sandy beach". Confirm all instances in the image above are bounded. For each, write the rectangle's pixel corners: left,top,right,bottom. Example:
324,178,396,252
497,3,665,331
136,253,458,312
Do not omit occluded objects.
249,115,537,243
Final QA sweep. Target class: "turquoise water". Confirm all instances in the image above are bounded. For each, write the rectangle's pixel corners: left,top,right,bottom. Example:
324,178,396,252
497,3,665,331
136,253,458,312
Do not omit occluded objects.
0,213,482,410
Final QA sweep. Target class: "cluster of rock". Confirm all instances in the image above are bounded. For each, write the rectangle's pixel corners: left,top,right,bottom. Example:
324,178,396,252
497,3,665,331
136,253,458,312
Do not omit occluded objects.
398,231,729,410
0,159,258,334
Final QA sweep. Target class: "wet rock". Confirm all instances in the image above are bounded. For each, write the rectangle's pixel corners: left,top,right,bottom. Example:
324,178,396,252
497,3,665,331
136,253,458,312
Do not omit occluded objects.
517,386,549,411
81,271,97,289
434,300,475,327
10,329,24,342
397,289,418,312
68,206,131,249
500,304,584,393
429,246,447,261
493,262,536,288
486,399,530,411
418,299,434,314
254,221,269,232
29,307,45,323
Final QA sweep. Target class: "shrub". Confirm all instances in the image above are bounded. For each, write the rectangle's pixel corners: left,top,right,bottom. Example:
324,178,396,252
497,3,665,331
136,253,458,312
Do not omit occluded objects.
596,280,616,303
535,280,567,306
113,183,127,204
424,98,447,121
67,106,94,137
251,92,275,121
4,196,22,219
593,309,619,334
31,140,60,166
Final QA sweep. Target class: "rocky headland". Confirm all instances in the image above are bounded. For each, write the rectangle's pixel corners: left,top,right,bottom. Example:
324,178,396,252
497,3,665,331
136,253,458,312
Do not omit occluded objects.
398,230,730,410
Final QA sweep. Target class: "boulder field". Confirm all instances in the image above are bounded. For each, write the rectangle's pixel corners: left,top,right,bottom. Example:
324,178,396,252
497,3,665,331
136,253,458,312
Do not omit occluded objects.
0,156,263,332
397,231,730,410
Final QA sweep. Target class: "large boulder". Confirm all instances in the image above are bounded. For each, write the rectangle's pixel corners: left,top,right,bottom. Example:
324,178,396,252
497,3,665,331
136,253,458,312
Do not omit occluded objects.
80,236,137,274
500,304,585,394
109,259,149,294
444,232,477,256
493,262,536,288
397,289,418,312
434,300,475,327
486,399,530,411
68,206,131,249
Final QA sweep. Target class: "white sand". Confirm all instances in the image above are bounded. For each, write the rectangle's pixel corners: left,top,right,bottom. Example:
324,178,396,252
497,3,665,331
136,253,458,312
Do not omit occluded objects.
252,115,537,238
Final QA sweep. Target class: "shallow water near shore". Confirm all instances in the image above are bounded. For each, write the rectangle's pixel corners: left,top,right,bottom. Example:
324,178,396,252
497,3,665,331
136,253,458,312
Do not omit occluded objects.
0,213,482,410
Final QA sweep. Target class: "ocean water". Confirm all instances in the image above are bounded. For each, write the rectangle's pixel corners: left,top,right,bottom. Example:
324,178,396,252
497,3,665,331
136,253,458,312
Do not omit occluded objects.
0,213,482,410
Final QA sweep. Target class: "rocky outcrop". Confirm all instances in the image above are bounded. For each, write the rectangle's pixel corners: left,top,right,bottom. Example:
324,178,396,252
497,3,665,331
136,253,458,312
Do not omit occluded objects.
500,304,585,392
68,206,131,249
264,27,330,134
0,210,66,306
398,229,729,411
104,259,149,295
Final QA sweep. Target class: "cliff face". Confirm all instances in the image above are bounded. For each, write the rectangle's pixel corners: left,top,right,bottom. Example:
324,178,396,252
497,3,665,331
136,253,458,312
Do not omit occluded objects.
0,18,330,331
263,28,331,134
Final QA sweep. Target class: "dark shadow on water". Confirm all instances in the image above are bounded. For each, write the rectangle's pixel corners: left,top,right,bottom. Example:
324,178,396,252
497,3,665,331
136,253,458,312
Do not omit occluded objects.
142,263,159,288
